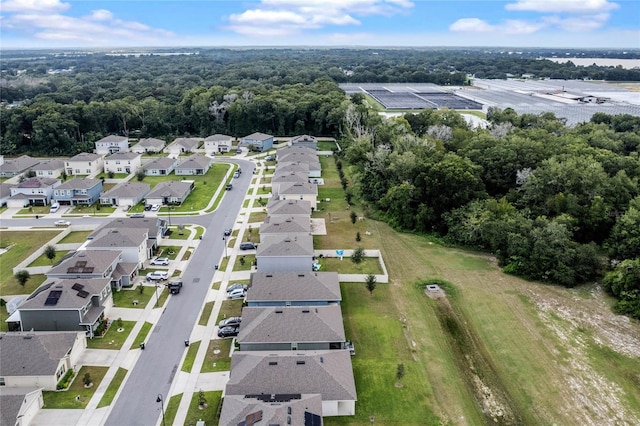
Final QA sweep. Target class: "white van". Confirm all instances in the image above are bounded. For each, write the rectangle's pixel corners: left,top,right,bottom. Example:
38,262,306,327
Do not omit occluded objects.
49,203,60,213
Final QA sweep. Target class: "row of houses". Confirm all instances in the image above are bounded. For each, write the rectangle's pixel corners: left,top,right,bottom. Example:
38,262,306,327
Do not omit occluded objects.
218,145,357,425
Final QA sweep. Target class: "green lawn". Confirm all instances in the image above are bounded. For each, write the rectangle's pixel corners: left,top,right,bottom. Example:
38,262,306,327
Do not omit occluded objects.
112,285,156,309
0,304,9,332
129,321,153,350
58,231,92,244
317,141,338,151
96,172,129,179
247,211,267,223
157,245,181,260
163,393,183,426
185,391,222,426
201,338,232,373
70,203,116,214
97,368,128,408
27,250,70,267
215,299,243,324
199,301,215,326
0,230,60,296
181,340,201,373
316,256,383,274
87,320,136,350
42,366,109,409
233,254,255,271
16,205,50,215
166,226,191,240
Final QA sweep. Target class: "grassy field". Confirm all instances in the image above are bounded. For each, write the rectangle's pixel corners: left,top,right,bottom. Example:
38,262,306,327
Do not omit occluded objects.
0,304,9,332
28,250,70,267
58,231,92,244
97,368,128,408
43,366,109,409
87,320,136,350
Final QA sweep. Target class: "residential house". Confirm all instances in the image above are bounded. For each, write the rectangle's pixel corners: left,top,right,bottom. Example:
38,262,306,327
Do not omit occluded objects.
52,178,102,206
274,162,309,177
266,199,312,218
279,159,321,178
164,138,201,156
94,135,129,155
100,182,150,208
204,134,233,154
0,183,13,207
0,387,44,426
16,278,113,335
219,394,323,426
256,235,314,272
278,182,318,210
241,132,274,152
225,350,357,416
290,134,318,150
65,153,103,176
277,146,317,160
145,180,194,206
237,305,346,351
7,177,60,208
93,217,167,258
259,216,311,238
103,152,141,175
246,271,341,307
46,250,123,288
0,155,40,178
144,157,177,176
32,159,65,179
86,227,148,270
271,171,309,196
0,331,86,390
174,154,212,176
131,138,166,154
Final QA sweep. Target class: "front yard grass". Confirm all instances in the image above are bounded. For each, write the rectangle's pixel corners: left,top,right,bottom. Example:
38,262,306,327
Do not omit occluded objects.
233,254,254,271
215,299,243,324
247,211,267,223
58,231,92,244
112,285,156,309
42,366,109,409
185,390,222,426
129,321,153,350
181,340,201,373
201,339,233,373
87,320,136,349
27,250,70,267
164,393,183,426
97,368,128,408
71,203,116,214
199,301,215,326
316,256,383,275
157,245,181,260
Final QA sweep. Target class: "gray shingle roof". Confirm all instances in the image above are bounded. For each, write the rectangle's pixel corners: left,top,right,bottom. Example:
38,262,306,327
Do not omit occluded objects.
87,228,148,248
144,157,177,170
260,216,310,235
0,155,40,173
14,177,59,188
31,158,64,171
56,178,101,190
226,350,357,401
96,135,128,143
146,180,192,199
219,394,323,426
243,132,272,141
170,138,200,150
93,217,164,240
47,250,120,277
0,388,41,426
105,152,140,161
101,182,150,198
272,171,309,185
266,199,312,216
278,182,318,196
68,152,101,162
238,305,345,344
275,162,309,174
20,278,110,310
0,331,80,376
136,138,166,148
256,235,314,257
204,134,233,142
278,146,317,157
247,271,341,303
175,154,211,170
291,135,318,144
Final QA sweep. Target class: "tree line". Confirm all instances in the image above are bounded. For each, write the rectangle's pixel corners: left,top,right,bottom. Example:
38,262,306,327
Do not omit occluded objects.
340,102,640,318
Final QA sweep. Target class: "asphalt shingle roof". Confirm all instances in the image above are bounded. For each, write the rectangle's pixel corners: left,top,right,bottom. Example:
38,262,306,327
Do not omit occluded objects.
100,182,150,199
0,155,40,173
144,157,176,170
67,153,101,162
256,235,314,257
266,199,312,216
87,228,147,248
219,394,322,426
278,181,318,196
146,180,192,199
175,154,211,170
0,331,80,376
105,152,140,161
260,216,311,235
243,132,272,141
56,178,101,190
247,271,341,303
20,278,110,310
47,251,120,277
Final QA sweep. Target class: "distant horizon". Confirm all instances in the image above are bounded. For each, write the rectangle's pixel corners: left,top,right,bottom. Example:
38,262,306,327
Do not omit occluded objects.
1,0,639,50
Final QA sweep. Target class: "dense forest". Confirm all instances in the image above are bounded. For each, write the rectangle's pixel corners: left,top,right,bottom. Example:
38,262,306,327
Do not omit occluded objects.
339,102,640,318
1,47,639,318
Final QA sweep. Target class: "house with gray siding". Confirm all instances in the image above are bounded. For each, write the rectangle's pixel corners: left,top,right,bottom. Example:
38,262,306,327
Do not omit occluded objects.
290,134,318,150
0,332,86,390
246,271,341,307
92,217,167,258
0,387,44,426
86,227,147,270
100,182,150,207
131,138,165,154
266,199,312,218
219,393,323,426
256,235,314,272
259,215,311,238
164,138,201,156
0,155,40,178
32,159,65,179
174,154,212,175
52,178,102,205
16,278,112,336
7,177,60,208
46,250,122,283
144,157,177,176
94,135,129,155
237,305,346,351
225,350,357,416
241,132,274,152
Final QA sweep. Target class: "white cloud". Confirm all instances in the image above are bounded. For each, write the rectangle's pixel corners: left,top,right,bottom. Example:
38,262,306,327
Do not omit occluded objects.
503,19,546,34
450,18,495,33
0,0,69,13
450,18,544,34
227,0,412,37
543,13,611,32
506,0,619,13
88,9,113,22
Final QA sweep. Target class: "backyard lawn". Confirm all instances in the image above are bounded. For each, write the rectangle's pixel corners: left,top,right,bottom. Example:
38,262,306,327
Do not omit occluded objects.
28,250,70,267
58,231,92,244
316,256,383,275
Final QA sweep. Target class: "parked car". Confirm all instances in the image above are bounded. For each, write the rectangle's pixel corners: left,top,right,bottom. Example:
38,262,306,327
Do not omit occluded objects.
49,203,60,213
150,257,170,266
236,149,242,154
218,316,242,328
233,171,240,178
225,183,233,190
168,281,183,294
264,155,275,161
146,271,169,281
218,325,239,338
151,204,160,211
227,288,246,299
144,205,152,211
223,228,232,236
239,242,256,250
226,283,248,294
54,220,71,226
130,213,145,218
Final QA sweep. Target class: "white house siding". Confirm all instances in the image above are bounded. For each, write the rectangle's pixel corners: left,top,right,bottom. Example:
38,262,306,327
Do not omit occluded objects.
322,400,356,416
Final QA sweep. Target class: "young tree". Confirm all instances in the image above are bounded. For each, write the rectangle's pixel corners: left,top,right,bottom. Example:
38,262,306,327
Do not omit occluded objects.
14,270,30,287
44,245,57,263
351,247,365,265
198,389,207,408
365,273,377,294
83,373,92,386
135,169,146,181
350,211,357,224
356,232,361,242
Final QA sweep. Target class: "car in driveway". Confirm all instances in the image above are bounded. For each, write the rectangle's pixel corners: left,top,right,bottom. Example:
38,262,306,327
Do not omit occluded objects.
150,257,170,266
227,288,246,299
239,242,256,250
54,220,71,226
146,271,169,281
151,204,160,212
218,325,239,338
218,316,242,328
144,205,152,211
264,155,275,161
226,283,248,294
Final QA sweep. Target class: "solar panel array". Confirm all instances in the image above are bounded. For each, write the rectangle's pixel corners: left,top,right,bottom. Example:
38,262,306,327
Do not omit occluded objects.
44,290,62,306
416,93,483,109
367,90,435,109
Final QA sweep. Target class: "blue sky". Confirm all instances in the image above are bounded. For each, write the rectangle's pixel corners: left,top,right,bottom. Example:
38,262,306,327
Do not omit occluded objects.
1,0,639,49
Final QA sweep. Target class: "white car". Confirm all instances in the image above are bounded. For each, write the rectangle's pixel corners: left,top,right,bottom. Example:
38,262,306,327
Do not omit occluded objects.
151,204,160,211
54,220,71,226
146,271,169,281
227,288,246,299
150,257,170,266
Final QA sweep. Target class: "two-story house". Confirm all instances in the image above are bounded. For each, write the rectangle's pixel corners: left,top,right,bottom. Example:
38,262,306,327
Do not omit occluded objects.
204,134,233,154
219,394,322,426
94,135,129,155
85,227,148,270
290,134,318,150
53,178,102,206
100,182,150,207
259,216,311,238
0,155,40,178
246,272,341,307
32,159,65,179
7,177,60,208
266,199,312,218
103,152,141,175
241,132,274,152
65,153,103,176
92,217,167,258
278,182,318,210
256,235,314,272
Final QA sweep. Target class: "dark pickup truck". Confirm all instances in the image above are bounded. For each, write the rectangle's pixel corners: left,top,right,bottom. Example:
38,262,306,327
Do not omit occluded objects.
168,281,183,294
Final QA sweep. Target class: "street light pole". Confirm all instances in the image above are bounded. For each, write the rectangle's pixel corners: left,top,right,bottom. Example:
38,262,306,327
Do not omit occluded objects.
156,394,166,426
